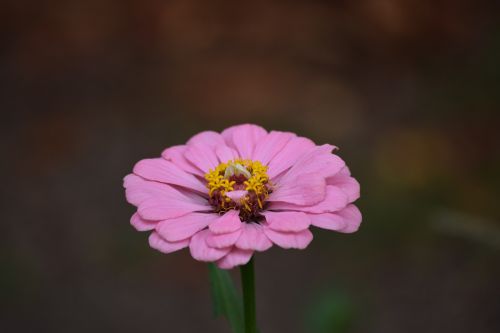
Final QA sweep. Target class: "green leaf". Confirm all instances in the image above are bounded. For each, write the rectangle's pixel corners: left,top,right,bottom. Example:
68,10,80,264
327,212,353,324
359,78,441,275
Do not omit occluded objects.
305,288,354,333
208,263,244,333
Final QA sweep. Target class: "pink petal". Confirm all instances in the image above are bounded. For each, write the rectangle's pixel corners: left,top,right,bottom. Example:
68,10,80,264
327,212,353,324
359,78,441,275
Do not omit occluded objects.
138,198,208,220
187,131,225,148
206,229,242,248
124,174,169,205
268,173,326,205
267,136,316,179
130,212,157,231
215,146,239,163
222,124,267,159
189,229,231,262
156,213,218,242
208,210,242,234
235,223,273,251
280,145,345,182
263,227,313,249
148,232,189,254
252,131,296,165
326,171,360,203
269,185,349,213
123,175,144,202
221,124,266,146
336,165,351,177
217,249,254,269
337,204,362,233
184,144,220,173
161,145,204,176
309,204,362,233
178,187,211,205
262,211,311,232
133,158,207,193
124,175,209,217
308,212,345,231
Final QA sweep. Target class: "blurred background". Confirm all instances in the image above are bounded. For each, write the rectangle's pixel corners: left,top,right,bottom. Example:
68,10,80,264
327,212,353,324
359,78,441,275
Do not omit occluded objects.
2,0,500,332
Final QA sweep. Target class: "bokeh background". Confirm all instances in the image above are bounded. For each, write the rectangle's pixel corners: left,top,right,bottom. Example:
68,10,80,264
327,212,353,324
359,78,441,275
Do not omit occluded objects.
2,0,500,332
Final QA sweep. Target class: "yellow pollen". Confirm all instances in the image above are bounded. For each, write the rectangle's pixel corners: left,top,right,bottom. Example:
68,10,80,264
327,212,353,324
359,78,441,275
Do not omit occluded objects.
204,159,271,213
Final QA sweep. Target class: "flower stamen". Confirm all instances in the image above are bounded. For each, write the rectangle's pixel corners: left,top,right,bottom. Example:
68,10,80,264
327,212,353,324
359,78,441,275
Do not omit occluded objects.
205,159,272,221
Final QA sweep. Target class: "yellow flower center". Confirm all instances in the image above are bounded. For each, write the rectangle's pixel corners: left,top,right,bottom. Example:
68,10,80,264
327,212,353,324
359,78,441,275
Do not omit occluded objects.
204,159,271,219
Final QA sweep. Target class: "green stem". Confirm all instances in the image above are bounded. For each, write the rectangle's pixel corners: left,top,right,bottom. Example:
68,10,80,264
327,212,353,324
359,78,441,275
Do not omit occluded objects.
240,256,257,333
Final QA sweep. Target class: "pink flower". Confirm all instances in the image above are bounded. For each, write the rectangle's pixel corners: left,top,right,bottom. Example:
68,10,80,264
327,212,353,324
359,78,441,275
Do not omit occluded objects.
124,124,361,269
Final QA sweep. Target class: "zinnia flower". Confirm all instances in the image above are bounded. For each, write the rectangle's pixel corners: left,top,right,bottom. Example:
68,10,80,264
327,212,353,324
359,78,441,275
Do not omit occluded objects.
124,124,361,269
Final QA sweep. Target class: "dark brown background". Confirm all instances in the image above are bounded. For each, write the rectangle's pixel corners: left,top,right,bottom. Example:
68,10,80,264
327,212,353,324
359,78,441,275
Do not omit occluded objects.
2,0,499,332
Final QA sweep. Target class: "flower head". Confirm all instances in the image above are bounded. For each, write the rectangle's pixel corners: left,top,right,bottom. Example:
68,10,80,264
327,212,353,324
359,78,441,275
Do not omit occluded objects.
124,124,361,269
